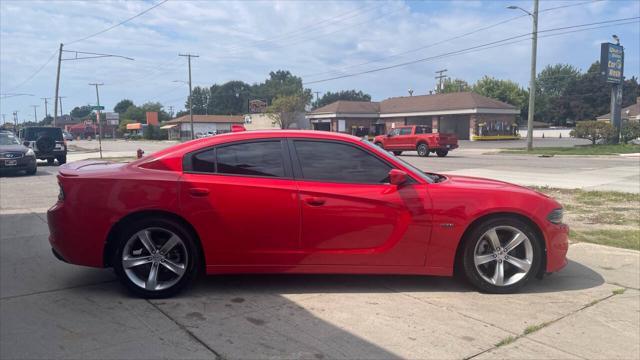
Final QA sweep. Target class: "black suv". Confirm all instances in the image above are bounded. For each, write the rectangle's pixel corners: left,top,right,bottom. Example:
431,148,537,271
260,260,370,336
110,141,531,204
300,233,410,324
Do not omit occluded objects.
19,127,67,165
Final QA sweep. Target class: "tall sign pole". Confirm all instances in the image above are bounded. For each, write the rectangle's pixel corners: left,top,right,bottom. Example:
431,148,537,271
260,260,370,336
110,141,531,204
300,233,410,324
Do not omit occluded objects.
601,39,624,144
89,83,104,159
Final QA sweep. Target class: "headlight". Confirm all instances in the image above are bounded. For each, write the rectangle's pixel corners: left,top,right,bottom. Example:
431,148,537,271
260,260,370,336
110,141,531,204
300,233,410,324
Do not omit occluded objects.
25,148,35,157
547,208,563,224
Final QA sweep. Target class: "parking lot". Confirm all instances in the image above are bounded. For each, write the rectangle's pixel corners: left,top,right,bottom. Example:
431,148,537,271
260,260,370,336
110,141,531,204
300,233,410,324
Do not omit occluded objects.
1,141,639,359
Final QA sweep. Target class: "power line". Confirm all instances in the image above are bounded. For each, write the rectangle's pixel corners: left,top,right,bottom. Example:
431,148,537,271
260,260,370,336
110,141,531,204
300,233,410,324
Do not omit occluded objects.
3,50,57,92
303,17,639,85
66,0,169,45
302,0,605,79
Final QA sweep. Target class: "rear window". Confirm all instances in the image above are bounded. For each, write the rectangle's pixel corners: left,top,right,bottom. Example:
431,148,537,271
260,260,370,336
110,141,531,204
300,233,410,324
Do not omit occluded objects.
23,127,63,141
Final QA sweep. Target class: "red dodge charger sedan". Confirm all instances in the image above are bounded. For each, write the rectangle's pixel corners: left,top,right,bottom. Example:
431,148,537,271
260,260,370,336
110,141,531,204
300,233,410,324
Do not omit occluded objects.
48,130,568,298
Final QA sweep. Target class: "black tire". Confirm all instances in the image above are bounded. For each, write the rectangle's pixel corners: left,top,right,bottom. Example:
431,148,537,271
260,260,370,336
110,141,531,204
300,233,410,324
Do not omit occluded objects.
393,151,402,156
374,142,384,148
47,158,55,166
26,165,37,175
417,143,429,157
57,155,66,165
112,217,200,298
461,216,542,294
436,149,449,157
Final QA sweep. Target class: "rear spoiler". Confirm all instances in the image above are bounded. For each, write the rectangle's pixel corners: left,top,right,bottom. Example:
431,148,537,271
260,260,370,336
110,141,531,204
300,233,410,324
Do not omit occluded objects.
58,160,112,176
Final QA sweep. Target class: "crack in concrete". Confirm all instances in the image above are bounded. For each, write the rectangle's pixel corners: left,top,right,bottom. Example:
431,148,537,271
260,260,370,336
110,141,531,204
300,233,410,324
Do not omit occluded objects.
0,280,117,301
464,291,620,359
147,299,225,360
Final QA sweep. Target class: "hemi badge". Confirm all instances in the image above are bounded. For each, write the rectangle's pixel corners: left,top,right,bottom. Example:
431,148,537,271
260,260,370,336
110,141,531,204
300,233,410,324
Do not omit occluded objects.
440,223,454,228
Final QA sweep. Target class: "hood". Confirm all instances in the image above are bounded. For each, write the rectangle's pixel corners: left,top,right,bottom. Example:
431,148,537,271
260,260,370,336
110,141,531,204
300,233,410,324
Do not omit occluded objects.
442,175,547,195
0,144,28,153
58,160,127,177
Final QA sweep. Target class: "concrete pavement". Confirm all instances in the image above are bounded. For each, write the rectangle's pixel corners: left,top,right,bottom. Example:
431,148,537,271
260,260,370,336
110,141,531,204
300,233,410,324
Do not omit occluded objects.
1,167,639,359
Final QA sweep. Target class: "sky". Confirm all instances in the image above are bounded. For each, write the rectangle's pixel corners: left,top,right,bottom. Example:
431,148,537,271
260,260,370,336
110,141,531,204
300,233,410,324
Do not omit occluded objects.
1,0,639,123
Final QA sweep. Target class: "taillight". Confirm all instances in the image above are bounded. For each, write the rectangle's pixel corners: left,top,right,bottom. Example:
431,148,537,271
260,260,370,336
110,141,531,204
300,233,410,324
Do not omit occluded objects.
58,182,65,201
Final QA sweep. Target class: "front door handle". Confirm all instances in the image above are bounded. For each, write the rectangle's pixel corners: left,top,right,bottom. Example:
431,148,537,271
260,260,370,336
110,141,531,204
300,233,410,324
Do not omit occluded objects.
305,197,326,206
189,188,210,197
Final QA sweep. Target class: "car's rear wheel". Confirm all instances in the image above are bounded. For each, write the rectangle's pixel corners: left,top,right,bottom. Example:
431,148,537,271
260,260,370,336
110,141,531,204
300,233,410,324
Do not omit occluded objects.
26,165,37,175
47,158,54,166
436,149,448,157
57,155,66,165
417,143,429,157
113,218,200,298
462,217,542,293
393,151,402,156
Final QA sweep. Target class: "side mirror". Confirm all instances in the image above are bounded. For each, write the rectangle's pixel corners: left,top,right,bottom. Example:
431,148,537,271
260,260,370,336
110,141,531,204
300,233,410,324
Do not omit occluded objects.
389,169,408,186
387,133,393,137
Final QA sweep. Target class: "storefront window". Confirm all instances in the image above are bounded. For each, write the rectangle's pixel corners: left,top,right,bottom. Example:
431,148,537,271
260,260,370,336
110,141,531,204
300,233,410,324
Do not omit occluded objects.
476,120,519,137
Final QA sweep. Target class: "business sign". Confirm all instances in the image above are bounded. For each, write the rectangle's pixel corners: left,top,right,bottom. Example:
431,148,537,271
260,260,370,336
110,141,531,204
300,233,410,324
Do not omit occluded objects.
600,43,624,84
249,99,267,113
105,112,119,126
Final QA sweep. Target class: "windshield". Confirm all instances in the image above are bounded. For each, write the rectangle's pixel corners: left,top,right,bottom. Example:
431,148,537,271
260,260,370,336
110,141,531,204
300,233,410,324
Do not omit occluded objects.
0,133,21,146
23,127,63,141
361,139,438,183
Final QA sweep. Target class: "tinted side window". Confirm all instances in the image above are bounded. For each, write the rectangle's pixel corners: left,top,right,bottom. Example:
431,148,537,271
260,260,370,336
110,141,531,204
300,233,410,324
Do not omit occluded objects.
399,127,412,135
294,140,391,183
217,141,284,177
192,148,216,173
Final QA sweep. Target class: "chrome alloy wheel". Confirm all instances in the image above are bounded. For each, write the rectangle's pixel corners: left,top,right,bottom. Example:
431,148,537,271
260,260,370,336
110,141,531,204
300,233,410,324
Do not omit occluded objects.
473,226,533,287
122,227,188,291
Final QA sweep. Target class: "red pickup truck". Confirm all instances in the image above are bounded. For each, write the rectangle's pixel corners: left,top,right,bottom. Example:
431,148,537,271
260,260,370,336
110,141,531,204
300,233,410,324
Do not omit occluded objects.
373,125,458,157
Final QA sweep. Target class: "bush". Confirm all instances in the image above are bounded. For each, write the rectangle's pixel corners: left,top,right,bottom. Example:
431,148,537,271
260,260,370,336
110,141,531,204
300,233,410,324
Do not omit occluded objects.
143,125,167,140
620,121,640,144
570,121,616,144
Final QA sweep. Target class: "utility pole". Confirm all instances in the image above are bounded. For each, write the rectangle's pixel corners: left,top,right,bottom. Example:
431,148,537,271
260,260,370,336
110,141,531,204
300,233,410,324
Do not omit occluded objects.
53,43,63,128
507,0,538,151
434,69,448,93
58,96,66,117
179,53,199,140
13,111,18,132
89,83,104,159
314,91,321,103
41,97,50,122
168,106,174,118
30,105,39,122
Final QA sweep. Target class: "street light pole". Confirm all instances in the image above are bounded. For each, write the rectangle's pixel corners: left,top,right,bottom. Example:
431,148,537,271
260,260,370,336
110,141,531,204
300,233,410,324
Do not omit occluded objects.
179,53,199,140
508,0,538,151
31,105,39,122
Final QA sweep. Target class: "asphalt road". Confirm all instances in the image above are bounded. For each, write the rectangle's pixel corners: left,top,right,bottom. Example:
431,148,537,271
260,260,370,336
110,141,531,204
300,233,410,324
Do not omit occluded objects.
1,157,638,359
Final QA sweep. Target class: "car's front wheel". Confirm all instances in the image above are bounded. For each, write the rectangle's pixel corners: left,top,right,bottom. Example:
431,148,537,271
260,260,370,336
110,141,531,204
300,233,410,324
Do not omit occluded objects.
462,217,542,293
113,218,200,298
393,151,402,156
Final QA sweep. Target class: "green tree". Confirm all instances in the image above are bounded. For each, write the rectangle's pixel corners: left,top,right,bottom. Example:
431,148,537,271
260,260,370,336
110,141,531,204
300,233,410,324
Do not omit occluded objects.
122,105,145,123
267,95,306,129
256,70,312,106
440,78,471,94
620,121,640,144
70,105,92,119
140,102,170,122
570,120,616,144
472,76,528,119
114,99,134,114
312,90,372,109
186,86,210,115
208,81,252,115
535,64,580,124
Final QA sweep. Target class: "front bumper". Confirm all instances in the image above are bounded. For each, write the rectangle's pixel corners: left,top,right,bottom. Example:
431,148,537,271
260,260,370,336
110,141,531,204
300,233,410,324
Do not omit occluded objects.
0,156,36,171
545,223,570,272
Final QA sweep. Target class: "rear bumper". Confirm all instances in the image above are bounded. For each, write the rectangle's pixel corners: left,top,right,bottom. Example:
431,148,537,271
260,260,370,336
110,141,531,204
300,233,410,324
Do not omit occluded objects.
47,201,105,268
35,150,65,159
545,223,570,273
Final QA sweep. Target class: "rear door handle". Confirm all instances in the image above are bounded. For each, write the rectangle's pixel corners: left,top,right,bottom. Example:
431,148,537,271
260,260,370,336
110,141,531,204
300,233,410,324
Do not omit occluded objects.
189,188,210,197
305,197,326,206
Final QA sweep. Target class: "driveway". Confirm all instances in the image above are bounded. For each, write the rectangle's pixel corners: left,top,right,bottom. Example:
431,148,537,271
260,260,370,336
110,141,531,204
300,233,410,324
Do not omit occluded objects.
1,167,638,359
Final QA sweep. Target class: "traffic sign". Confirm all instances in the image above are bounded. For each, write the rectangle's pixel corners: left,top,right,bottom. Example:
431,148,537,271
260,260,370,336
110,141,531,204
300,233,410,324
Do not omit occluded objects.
92,105,105,111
